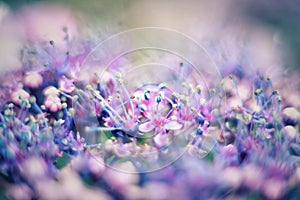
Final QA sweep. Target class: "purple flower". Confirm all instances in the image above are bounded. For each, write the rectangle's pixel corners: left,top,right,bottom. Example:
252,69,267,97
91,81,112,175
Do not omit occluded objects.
59,75,75,93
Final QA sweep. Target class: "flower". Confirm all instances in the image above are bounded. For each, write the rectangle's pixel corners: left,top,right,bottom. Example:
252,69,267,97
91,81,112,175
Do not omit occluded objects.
138,117,183,134
43,86,60,96
263,178,286,200
44,86,59,96
44,95,62,112
0,8,299,199
59,75,75,93
221,144,238,158
11,88,30,105
153,132,169,148
23,71,43,88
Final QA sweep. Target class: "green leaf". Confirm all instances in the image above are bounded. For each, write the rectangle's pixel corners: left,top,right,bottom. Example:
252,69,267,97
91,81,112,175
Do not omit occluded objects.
97,130,111,144
0,187,8,200
55,152,71,169
204,151,214,163
104,131,111,139
246,191,262,200
115,157,130,164
296,123,300,133
137,137,148,145
106,155,115,165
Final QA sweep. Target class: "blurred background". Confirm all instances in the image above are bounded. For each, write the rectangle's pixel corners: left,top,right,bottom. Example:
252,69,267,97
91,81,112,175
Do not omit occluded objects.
1,0,299,107
1,0,300,71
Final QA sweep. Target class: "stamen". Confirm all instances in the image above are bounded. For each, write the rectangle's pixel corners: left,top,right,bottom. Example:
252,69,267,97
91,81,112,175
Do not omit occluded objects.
93,90,125,123
31,102,48,128
118,79,134,118
155,96,162,104
144,89,151,100
116,91,130,120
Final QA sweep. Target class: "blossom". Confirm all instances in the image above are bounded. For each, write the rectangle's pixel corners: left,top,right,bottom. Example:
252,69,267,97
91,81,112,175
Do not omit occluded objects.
43,86,60,96
44,95,62,112
6,184,32,200
19,157,48,181
59,75,75,93
221,144,238,158
153,132,169,148
263,178,286,200
23,71,43,88
103,161,139,188
11,88,30,105
138,117,183,134
221,167,243,189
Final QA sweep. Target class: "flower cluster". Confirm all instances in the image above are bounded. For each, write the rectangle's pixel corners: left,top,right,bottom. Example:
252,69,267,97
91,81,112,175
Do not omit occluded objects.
0,28,300,199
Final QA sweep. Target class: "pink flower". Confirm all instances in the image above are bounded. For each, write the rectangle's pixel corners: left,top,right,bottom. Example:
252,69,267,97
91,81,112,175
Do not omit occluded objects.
69,64,80,79
103,161,138,188
138,117,183,134
43,86,59,97
103,117,115,128
153,132,169,148
221,144,238,158
263,178,285,200
23,72,43,88
19,157,47,181
87,157,105,176
7,184,32,200
242,164,264,190
221,167,243,189
11,88,30,105
59,75,75,93
44,95,62,112
113,143,132,158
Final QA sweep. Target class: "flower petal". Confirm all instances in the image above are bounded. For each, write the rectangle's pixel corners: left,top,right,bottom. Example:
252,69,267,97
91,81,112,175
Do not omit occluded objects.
43,86,59,96
164,121,183,130
153,133,169,148
138,121,155,133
